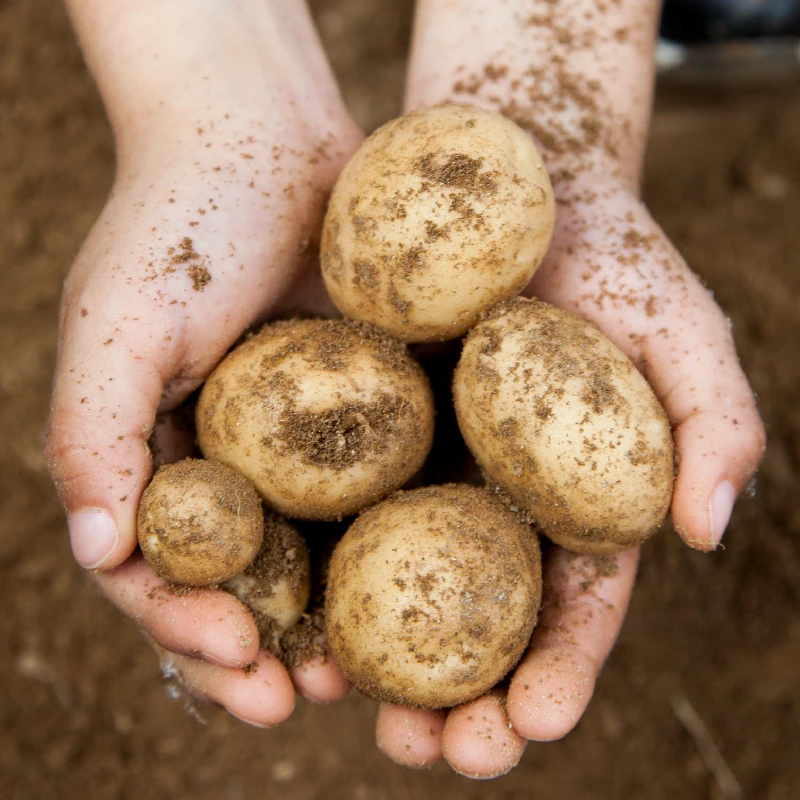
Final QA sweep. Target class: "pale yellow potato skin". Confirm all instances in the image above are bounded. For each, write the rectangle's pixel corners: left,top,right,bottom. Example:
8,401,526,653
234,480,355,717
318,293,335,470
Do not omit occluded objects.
137,459,264,586
224,515,310,652
196,319,434,520
454,298,675,554
326,485,542,709
321,103,555,342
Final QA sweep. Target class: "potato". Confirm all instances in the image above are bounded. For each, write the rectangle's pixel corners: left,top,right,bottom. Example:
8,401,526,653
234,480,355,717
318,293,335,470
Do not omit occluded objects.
224,512,310,652
321,103,555,342
325,484,542,709
137,459,263,586
454,298,674,554
196,318,434,520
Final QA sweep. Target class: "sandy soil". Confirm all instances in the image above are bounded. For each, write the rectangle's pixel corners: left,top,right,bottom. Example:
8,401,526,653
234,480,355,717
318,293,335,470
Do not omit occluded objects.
1,1,799,797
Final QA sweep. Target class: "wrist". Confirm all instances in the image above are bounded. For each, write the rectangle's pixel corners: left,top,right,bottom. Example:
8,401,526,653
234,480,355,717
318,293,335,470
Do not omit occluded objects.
112,95,357,182
66,0,354,162
407,0,660,191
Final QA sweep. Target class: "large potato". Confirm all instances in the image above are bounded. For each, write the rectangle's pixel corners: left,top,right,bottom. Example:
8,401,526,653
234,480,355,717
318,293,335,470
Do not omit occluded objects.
454,298,674,554
321,103,555,342
196,319,434,520
325,485,542,709
137,459,263,586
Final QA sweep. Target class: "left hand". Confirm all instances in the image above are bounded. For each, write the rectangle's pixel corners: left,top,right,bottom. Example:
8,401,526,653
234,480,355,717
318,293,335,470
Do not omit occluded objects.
375,0,765,777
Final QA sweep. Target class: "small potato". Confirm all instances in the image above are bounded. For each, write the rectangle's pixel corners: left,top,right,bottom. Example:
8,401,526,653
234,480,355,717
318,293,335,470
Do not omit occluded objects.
454,298,675,554
325,485,542,709
321,103,555,342
137,459,263,586
196,318,434,520
224,512,311,653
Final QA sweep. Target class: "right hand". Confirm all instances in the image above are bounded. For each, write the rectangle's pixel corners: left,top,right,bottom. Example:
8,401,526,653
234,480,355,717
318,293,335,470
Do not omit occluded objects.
46,1,363,726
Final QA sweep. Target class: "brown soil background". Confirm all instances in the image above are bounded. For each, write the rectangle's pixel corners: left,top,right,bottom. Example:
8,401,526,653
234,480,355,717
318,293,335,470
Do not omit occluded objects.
2,1,799,797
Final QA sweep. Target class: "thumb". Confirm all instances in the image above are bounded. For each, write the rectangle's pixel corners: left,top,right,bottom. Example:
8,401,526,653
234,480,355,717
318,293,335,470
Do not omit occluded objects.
529,195,766,551
46,296,169,570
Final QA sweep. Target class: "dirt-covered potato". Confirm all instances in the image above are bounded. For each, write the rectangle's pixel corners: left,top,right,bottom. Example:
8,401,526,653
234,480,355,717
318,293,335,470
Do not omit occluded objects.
196,318,435,520
137,459,263,586
321,103,555,342
454,298,675,554
224,512,310,653
325,484,542,709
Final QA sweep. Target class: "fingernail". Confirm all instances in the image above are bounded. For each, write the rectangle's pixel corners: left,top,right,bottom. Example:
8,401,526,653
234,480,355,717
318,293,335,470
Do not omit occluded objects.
198,651,243,669
68,508,119,568
709,481,736,547
228,711,270,729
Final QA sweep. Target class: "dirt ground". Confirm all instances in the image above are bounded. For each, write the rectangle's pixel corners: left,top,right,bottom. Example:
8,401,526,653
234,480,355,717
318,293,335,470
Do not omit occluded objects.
1,1,799,798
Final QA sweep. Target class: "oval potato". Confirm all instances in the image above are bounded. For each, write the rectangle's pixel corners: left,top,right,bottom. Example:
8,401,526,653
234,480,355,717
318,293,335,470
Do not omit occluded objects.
454,298,675,554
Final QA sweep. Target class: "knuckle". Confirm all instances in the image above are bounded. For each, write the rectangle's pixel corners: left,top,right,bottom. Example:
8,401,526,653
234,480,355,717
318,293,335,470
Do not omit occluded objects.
44,410,93,485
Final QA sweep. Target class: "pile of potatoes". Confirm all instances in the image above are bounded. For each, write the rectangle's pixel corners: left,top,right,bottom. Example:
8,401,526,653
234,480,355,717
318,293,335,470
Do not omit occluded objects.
137,104,674,710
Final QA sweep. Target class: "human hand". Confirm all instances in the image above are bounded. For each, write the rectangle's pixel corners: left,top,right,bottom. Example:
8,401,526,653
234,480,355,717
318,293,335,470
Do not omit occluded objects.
47,0,362,726
375,0,765,777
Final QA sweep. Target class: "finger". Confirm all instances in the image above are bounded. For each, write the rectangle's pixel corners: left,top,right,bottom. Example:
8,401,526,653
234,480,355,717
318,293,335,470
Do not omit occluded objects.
158,647,295,729
441,690,526,779
46,314,167,571
376,704,446,769
290,647,352,704
641,299,765,550
529,195,765,550
507,546,638,741
95,554,259,668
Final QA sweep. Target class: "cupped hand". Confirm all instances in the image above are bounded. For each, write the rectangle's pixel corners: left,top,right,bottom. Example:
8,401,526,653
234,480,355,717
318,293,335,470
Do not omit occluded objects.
45,17,363,724
377,175,765,778
376,0,765,776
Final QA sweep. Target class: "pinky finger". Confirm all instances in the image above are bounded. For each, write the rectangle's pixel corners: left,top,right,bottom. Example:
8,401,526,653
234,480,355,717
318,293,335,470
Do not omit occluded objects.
376,704,446,769
290,645,352,704
442,690,527,779
154,645,296,729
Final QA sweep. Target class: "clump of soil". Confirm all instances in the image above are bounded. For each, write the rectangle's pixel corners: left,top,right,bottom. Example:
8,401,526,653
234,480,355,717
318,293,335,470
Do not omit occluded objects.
278,394,411,471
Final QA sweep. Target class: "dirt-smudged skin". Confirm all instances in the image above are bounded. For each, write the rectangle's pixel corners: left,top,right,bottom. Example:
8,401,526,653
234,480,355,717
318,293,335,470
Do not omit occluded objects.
137,459,264,586
321,103,555,342
196,318,435,520
325,484,542,709
454,298,675,554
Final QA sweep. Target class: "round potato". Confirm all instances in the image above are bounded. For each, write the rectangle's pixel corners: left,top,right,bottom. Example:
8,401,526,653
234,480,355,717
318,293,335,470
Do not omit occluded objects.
196,318,434,520
137,459,263,586
321,103,555,342
454,298,675,554
224,512,310,653
325,484,542,709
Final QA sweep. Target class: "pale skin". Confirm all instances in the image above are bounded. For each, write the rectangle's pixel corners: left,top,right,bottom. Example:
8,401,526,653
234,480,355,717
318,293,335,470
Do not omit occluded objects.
47,0,765,781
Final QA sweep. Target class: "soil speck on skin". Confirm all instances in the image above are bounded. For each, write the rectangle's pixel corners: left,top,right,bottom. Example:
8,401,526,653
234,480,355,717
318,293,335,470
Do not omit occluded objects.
168,237,212,290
